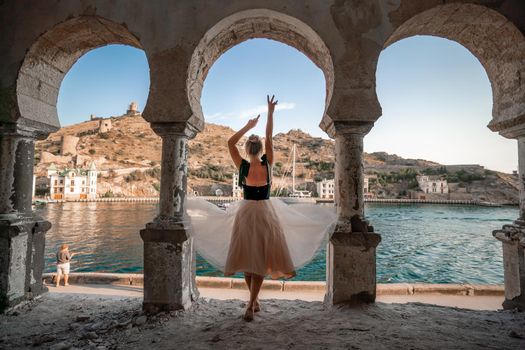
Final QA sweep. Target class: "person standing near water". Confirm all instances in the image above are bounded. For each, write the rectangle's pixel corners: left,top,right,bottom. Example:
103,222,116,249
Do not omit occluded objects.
56,244,74,287
225,95,296,321
186,96,336,322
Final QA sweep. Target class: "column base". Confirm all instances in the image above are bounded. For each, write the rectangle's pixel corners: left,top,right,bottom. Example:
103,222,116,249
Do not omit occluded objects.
140,222,198,314
325,231,381,305
0,215,51,313
493,223,525,310
503,296,525,311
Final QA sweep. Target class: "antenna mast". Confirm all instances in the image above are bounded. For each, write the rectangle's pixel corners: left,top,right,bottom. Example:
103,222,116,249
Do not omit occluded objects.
292,143,296,193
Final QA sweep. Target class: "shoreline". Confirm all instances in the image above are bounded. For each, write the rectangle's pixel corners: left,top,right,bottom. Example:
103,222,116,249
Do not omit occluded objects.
33,196,518,207
42,273,504,297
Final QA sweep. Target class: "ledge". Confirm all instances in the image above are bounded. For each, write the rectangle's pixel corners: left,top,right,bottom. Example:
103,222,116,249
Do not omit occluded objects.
41,273,504,296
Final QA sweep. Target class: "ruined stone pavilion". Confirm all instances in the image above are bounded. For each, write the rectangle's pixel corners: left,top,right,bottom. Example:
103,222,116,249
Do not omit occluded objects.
1,0,525,314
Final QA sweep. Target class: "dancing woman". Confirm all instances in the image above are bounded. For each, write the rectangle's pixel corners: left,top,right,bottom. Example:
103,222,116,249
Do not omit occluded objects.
186,96,336,322
225,95,296,321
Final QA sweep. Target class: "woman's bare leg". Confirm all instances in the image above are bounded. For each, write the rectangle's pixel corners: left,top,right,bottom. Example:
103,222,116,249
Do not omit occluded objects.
64,274,69,286
244,273,260,312
244,274,264,321
244,272,252,289
56,274,61,287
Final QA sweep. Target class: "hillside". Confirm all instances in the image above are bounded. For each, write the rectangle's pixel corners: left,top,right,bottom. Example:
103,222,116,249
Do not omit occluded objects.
34,114,519,204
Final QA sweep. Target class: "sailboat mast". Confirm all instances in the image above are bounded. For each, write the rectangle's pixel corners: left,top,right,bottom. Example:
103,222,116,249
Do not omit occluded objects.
292,143,296,192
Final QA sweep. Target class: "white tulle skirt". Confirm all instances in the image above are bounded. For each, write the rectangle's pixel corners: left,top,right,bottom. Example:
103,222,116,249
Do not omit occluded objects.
186,198,336,279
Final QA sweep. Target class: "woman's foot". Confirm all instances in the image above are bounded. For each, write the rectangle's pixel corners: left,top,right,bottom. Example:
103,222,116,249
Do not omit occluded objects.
243,306,255,322
254,300,261,313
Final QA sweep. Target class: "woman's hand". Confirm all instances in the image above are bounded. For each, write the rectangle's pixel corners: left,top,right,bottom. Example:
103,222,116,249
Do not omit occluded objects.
246,115,260,129
267,95,278,115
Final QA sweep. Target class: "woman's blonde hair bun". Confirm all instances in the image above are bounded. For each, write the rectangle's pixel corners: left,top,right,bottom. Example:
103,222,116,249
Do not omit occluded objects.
245,134,263,156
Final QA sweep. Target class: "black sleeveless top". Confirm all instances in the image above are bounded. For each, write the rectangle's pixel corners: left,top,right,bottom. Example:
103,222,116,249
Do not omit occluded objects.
238,154,271,200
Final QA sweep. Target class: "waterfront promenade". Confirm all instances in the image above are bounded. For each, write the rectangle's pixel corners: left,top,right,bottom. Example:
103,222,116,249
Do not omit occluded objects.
42,273,505,311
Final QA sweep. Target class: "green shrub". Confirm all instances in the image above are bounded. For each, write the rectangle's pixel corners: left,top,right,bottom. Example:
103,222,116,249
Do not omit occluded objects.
145,167,161,179
125,170,146,182
88,149,96,155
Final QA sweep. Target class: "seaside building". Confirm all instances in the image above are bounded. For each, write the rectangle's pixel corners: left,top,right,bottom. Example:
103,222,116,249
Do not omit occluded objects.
416,175,449,194
47,162,98,200
317,178,335,199
317,176,373,199
232,173,243,198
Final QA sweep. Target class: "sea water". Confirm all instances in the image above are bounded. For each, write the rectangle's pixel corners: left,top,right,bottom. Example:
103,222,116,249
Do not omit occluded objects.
38,202,516,284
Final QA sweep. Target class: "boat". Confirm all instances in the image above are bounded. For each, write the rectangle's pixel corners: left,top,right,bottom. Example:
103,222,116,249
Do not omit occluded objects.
277,143,315,204
33,199,48,206
477,201,502,207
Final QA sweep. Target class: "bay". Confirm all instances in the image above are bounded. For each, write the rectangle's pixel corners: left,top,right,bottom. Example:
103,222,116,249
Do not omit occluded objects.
37,201,516,284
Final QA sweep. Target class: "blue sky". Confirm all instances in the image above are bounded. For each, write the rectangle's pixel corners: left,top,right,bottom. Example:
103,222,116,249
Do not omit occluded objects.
57,37,517,173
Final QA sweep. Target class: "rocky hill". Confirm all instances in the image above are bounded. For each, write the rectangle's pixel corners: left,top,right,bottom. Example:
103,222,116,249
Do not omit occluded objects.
34,114,519,204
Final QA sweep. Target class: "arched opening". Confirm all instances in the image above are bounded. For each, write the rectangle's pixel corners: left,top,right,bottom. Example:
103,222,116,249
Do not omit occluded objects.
369,4,525,285
193,37,327,283
15,17,152,285
383,3,525,133
16,16,146,131
187,9,334,129
186,10,334,298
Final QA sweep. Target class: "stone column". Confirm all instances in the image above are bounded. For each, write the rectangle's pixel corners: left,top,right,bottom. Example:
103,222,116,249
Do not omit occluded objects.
325,122,381,305
12,137,36,214
0,124,51,313
0,133,18,216
517,137,525,224
140,122,199,314
493,136,525,310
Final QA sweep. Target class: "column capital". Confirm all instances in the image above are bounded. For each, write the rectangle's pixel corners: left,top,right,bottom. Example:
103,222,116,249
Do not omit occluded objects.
0,121,51,140
488,114,525,139
150,122,200,139
325,121,374,138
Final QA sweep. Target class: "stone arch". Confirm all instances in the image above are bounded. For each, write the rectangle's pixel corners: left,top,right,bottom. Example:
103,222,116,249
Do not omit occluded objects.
382,3,525,136
187,8,334,128
16,16,146,132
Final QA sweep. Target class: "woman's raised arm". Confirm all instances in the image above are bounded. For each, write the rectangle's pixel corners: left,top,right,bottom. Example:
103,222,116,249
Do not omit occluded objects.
265,95,278,165
228,115,260,169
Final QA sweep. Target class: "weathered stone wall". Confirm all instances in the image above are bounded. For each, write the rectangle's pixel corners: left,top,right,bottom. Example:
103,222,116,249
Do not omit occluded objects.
0,0,523,134
40,151,71,165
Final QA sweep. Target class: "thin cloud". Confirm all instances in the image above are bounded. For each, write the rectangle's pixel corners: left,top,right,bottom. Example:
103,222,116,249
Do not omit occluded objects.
205,102,296,121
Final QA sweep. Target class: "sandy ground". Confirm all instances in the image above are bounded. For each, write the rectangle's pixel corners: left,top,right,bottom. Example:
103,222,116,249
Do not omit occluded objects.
1,285,524,350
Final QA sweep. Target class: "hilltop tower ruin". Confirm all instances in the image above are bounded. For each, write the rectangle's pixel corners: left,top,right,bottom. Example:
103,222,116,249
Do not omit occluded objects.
60,135,79,156
98,119,112,133
126,101,140,116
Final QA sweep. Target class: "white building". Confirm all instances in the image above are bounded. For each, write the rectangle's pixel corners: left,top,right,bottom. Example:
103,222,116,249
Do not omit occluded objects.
48,162,98,200
232,173,243,198
416,175,449,194
316,175,373,199
317,178,335,199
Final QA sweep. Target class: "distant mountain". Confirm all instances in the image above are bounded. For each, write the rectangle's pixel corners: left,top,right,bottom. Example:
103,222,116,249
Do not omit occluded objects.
34,114,519,204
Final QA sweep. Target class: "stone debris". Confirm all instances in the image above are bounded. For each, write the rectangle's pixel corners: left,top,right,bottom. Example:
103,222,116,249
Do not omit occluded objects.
49,341,72,350
32,333,56,346
1,293,524,349
133,315,147,326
